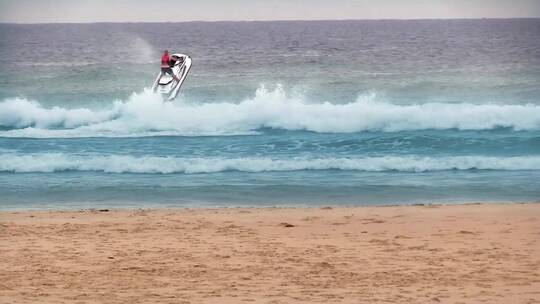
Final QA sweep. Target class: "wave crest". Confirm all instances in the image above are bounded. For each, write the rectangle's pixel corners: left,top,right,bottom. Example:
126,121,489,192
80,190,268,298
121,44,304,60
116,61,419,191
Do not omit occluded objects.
1,86,540,138
1,153,539,173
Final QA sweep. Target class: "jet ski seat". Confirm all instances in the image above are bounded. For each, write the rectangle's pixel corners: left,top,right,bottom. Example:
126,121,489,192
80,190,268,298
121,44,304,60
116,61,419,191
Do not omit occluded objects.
158,75,174,85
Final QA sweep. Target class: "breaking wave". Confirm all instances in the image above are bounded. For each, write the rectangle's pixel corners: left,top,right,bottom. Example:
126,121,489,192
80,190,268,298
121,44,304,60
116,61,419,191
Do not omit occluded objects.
1,153,539,173
1,85,540,138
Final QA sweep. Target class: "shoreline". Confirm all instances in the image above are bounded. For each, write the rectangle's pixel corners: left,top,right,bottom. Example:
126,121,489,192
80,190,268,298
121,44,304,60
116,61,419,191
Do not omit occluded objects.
1,200,537,213
1,202,539,303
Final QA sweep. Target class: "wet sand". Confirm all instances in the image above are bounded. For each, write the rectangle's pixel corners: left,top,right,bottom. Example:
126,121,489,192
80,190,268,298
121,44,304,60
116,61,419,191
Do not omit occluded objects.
1,203,539,303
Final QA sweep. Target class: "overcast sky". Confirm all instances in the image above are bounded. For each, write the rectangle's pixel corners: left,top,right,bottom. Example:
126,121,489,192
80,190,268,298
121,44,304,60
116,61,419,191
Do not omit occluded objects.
1,0,539,23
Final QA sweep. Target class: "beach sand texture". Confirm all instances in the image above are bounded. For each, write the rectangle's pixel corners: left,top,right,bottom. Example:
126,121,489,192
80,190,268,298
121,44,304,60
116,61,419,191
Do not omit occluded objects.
1,203,539,303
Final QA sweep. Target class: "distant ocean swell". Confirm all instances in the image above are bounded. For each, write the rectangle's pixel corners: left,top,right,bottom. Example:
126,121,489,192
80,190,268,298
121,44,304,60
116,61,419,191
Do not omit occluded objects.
1,86,540,138
1,154,540,174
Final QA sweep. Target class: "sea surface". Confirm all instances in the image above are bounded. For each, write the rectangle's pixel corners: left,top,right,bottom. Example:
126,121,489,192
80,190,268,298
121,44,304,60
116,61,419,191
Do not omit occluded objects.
0,19,539,210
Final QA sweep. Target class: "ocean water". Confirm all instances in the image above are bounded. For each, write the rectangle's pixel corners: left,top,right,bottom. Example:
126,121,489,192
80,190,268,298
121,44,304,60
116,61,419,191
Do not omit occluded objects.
0,19,539,210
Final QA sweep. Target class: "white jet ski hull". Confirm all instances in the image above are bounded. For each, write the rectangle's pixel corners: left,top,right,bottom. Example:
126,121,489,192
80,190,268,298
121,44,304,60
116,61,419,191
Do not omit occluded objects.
152,53,192,101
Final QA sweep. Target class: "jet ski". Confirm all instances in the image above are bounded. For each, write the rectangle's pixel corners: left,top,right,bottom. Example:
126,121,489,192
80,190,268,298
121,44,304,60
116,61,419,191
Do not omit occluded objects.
152,53,192,101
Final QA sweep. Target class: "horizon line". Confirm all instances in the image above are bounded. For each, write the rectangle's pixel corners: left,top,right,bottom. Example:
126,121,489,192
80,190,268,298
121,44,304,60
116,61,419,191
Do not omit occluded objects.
1,17,539,25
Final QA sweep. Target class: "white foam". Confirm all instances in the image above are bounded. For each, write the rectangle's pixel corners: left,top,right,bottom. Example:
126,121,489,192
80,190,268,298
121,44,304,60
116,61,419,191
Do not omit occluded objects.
1,153,539,174
1,85,540,138
0,97,119,129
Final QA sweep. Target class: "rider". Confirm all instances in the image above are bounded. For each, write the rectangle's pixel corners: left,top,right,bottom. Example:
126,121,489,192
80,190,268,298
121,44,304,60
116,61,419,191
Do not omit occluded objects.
161,50,180,81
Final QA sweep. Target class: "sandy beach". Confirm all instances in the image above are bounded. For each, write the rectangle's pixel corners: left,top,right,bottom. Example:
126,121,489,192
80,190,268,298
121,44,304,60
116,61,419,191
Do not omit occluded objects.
1,203,539,303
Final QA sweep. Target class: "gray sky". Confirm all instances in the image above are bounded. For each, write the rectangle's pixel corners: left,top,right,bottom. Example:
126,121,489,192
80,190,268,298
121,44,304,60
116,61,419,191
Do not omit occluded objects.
1,0,539,23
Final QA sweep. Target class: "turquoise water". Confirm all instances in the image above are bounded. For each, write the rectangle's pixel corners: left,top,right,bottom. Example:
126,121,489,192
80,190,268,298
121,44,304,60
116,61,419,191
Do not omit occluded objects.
0,20,539,209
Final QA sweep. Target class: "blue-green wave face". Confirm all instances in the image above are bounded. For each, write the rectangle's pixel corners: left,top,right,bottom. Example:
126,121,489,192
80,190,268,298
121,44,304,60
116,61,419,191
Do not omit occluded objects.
0,20,539,209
